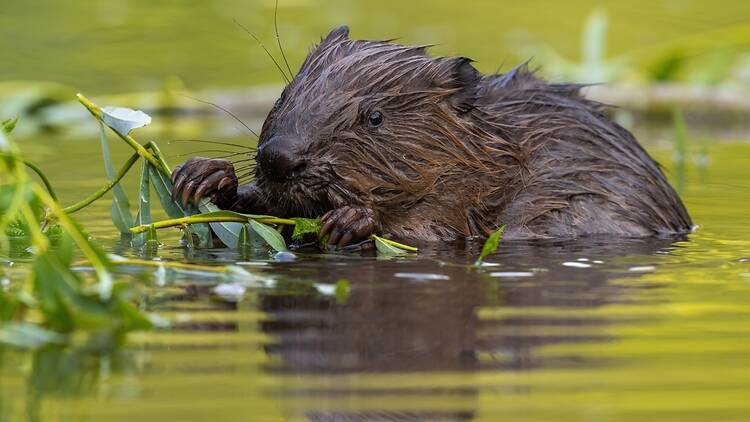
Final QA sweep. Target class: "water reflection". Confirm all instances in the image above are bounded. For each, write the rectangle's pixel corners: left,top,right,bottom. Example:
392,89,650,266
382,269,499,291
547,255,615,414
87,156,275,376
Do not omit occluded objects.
250,237,682,420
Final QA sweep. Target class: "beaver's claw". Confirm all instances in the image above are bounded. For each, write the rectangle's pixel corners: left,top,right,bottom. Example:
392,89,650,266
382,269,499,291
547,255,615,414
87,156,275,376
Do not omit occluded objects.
319,206,377,249
171,157,238,208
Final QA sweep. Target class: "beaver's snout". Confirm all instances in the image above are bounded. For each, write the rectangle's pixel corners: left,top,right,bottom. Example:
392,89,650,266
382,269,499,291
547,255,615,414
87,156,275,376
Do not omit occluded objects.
257,135,308,182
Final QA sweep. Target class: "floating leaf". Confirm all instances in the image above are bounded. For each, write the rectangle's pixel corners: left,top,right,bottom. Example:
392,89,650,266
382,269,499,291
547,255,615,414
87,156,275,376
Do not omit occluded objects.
248,219,287,252
372,234,418,256
291,217,321,241
101,106,152,137
373,235,407,256
99,122,133,234
475,225,505,266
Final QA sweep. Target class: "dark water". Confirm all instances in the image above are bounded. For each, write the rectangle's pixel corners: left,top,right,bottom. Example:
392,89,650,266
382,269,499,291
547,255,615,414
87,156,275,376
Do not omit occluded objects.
1,123,749,421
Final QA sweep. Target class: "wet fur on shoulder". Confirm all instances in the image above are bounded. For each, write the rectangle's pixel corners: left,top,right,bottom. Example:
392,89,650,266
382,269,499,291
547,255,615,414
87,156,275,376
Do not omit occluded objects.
250,26,692,241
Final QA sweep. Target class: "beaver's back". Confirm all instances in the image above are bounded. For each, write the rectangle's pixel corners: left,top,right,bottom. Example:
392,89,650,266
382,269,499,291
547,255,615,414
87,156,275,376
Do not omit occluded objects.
472,67,692,239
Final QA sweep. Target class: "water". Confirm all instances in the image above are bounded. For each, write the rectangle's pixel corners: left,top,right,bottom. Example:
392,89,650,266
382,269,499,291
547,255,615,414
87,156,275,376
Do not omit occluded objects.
3,1,750,420
1,122,749,421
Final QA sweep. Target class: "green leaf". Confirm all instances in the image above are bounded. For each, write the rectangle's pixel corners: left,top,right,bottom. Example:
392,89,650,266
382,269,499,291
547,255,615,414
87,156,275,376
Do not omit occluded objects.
248,219,287,252
2,117,18,134
238,223,254,250
101,106,152,137
99,122,133,234
475,225,505,266
373,235,407,256
147,164,211,248
334,279,350,304
371,234,417,256
199,201,243,248
291,217,321,241
0,322,66,349
131,160,152,248
145,224,159,248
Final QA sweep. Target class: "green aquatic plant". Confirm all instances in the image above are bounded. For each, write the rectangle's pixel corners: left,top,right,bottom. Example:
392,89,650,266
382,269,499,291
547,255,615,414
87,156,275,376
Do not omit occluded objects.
474,226,505,267
0,123,152,347
76,93,418,255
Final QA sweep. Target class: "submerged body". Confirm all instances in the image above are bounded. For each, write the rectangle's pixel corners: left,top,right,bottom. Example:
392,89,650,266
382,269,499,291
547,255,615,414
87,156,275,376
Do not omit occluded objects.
172,26,692,247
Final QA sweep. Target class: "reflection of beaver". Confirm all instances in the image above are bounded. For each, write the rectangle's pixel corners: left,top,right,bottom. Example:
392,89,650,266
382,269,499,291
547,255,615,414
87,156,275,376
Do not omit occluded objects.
171,26,692,248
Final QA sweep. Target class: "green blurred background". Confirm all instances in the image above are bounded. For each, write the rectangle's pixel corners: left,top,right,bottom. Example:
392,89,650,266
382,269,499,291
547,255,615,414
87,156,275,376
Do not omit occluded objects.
3,0,750,94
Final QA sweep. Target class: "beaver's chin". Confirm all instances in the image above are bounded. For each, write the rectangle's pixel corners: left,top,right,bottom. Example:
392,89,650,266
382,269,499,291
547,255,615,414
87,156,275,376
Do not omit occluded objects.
254,176,336,218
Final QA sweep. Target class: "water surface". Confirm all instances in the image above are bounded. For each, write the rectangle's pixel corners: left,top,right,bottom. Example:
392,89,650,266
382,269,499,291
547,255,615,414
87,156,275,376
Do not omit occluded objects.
2,124,749,421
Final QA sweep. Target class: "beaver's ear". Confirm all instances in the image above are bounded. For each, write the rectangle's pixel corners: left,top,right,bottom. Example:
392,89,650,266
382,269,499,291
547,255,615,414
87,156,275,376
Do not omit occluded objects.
322,25,350,44
437,57,481,114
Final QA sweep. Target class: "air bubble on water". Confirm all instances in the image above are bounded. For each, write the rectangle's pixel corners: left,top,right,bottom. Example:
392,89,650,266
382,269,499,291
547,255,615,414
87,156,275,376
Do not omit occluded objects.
273,251,297,262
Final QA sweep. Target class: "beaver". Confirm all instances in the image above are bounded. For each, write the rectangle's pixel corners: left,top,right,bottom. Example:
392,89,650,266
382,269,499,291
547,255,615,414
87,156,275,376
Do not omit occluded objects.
171,26,692,248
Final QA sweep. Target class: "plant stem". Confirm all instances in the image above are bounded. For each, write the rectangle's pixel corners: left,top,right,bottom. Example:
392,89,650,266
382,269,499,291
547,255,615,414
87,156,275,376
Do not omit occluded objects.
33,184,112,297
17,158,57,201
63,152,140,214
94,257,230,273
77,94,170,176
370,235,419,252
129,214,295,234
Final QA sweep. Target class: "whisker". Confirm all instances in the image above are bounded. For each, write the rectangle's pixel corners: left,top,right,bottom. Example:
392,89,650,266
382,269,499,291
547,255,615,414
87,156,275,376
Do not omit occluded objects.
274,0,294,78
168,139,251,149
175,149,247,158
233,18,291,84
181,94,260,138
219,153,253,160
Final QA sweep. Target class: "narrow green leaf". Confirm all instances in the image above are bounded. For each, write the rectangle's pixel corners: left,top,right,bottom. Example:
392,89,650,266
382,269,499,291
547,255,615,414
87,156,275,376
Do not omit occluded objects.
131,160,151,248
99,122,133,234
248,219,287,252
199,201,243,248
372,235,407,256
101,106,152,137
145,224,159,248
0,322,66,349
238,224,252,249
334,279,350,304
147,164,211,248
475,225,505,266
2,118,18,134
371,234,417,255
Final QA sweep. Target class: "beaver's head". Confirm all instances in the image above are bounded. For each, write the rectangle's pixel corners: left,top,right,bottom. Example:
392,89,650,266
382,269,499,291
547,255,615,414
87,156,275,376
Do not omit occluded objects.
254,26,487,218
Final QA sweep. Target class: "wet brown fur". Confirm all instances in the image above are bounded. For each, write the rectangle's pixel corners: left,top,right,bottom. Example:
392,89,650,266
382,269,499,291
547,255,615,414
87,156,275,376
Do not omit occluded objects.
187,26,693,242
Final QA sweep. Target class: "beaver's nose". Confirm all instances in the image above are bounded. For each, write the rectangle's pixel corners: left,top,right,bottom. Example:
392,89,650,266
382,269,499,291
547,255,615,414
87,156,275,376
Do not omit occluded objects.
257,136,307,182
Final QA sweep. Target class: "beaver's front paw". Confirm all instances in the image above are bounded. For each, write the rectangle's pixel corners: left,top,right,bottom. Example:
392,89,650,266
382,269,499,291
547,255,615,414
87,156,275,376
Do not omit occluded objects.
171,157,238,208
319,206,377,249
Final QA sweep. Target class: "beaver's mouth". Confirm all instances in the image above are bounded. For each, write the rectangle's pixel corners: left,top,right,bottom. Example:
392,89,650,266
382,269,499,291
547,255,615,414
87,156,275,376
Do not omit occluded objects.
254,174,335,218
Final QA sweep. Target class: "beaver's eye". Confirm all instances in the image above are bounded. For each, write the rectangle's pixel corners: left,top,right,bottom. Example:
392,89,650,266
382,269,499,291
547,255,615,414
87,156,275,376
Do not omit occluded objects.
368,111,384,128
